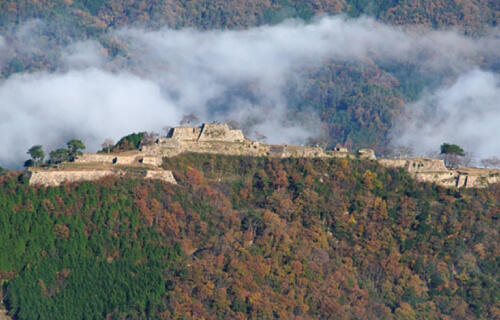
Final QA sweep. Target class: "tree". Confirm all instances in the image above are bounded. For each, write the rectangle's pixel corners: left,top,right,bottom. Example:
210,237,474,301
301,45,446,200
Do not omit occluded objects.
440,143,464,167
225,119,240,130
27,145,45,167
67,139,86,160
480,156,500,168
101,138,114,154
387,145,414,159
440,143,465,157
459,151,476,167
49,148,69,167
254,131,267,143
23,159,34,168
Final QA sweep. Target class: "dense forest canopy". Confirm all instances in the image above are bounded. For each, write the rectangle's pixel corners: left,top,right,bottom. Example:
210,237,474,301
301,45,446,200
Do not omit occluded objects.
0,154,499,319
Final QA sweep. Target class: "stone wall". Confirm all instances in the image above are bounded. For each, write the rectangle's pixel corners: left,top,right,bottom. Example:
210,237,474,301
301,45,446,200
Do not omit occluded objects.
141,156,163,166
456,171,500,188
280,145,326,158
378,158,447,173
114,155,137,165
413,172,458,187
182,141,254,156
144,170,177,184
170,127,201,141
29,169,177,186
75,153,116,163
358,149,376,160
198,123,244,142
29,170,119,187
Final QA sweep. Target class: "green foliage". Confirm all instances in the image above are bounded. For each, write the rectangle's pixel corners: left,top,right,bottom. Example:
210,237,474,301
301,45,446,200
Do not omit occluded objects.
8,57,25,74
0,176,183,319
114,132,145,151
440,143,465,156
67,139,86,159
27,145,45,167
49,148,69,165
1,154,500,318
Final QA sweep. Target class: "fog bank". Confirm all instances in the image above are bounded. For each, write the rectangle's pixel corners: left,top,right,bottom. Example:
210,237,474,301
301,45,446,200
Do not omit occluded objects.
1,16,499,167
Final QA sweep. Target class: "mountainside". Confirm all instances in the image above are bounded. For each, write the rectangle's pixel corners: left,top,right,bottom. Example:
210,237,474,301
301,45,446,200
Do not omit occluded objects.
0,154,499,319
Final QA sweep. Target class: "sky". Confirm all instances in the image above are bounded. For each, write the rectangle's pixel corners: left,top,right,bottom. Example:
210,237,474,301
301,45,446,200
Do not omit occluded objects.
0,16,499,167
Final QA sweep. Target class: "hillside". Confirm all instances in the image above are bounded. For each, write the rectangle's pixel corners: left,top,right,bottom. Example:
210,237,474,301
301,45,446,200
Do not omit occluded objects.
0,154,499,319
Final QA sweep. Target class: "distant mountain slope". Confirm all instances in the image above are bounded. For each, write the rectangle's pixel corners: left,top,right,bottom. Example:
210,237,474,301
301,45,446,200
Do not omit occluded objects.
1,0,498,32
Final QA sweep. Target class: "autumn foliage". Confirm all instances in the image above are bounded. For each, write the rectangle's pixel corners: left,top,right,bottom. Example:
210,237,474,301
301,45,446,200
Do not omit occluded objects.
1,154,498,319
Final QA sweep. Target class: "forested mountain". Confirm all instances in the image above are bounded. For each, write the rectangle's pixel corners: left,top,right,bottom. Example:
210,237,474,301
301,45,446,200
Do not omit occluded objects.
1,1,499,319
1,154,499,319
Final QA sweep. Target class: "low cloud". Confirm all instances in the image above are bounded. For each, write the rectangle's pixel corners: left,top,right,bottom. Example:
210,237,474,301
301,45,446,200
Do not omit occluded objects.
0,69,180,168
394,69,500,159
1,16,500,167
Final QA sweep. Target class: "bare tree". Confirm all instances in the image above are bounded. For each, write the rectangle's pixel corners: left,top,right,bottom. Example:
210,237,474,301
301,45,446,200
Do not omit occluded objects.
144,131,159,139
425,150,441,159
225,118,240,130
253,131,267,143
490,157,500,168
101,138,114,154
306,136,329,149
180,113,199,126
459,151,476,167
387,145,414,158
480,156,500,168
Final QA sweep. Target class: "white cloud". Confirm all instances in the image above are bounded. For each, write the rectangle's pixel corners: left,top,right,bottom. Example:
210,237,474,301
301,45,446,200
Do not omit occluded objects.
1,16,500,167
395,69,500,159
0,69,180,168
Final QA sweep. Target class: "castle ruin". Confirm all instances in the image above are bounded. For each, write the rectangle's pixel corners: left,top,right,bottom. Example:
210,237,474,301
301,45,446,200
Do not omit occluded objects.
28,122,500,188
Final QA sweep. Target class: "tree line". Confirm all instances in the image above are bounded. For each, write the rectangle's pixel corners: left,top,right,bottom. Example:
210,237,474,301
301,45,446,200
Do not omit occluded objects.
25,139,86,168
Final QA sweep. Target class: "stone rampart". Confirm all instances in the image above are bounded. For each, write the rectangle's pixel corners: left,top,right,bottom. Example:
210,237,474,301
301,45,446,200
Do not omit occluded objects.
144,170,177,184
114,155,137,165
29,170,119,187
141,156,163,166
358,149,376,160
280,145,326,158
413,172,458,187
29,169,177,186
378,158,447,173
75,153,116,164
182,141,253,156
170,127,201,141
198,123,244,142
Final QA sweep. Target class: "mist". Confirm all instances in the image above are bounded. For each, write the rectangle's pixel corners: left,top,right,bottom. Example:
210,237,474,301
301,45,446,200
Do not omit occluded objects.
394,69,500,159
1,15,500,168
